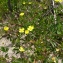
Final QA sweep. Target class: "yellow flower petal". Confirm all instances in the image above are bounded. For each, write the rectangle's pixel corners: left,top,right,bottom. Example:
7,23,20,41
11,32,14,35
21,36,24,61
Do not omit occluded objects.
44,6,48,9
20,12,24,16
55,0,62,3
54,60,56,63
27,25,34,31
4,26,9,31
25,30,29,34
23,1,26,4
28,2,32,4
56,48,60,52
52,57,56,61
19,46,25,52
19,28,24,33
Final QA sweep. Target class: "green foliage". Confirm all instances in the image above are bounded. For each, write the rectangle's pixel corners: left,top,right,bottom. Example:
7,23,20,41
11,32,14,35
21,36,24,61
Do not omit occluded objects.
0,57,7,63
0,0,63,63
1,47,8,52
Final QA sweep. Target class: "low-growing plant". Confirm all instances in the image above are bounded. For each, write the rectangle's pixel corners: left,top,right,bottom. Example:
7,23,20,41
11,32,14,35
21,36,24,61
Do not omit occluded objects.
0,0,63,63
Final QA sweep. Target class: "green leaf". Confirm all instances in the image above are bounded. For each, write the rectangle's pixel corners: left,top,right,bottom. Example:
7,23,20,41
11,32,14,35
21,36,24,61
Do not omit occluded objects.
1,47,8,52
57,31,61,34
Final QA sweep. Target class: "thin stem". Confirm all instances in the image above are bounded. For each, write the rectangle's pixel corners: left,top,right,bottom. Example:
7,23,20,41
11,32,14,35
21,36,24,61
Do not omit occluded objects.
52,0,57,24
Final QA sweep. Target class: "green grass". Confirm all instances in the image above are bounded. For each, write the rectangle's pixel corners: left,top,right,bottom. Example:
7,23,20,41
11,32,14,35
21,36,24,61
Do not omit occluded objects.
0,0,63,63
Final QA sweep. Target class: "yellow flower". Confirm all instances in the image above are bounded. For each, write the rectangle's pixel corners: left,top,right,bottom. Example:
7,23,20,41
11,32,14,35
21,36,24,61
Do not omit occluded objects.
23,1,26,4
52,57,56,60
25,30,29,34
28,2,32,4
4,26,9,31
52,57,56,63
56,48,60,52
27,25,34,31
55,0,62,3
44,6,48,9
19,28,24,33
20,12,24,16
54,60,56,63
19,46,25,52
